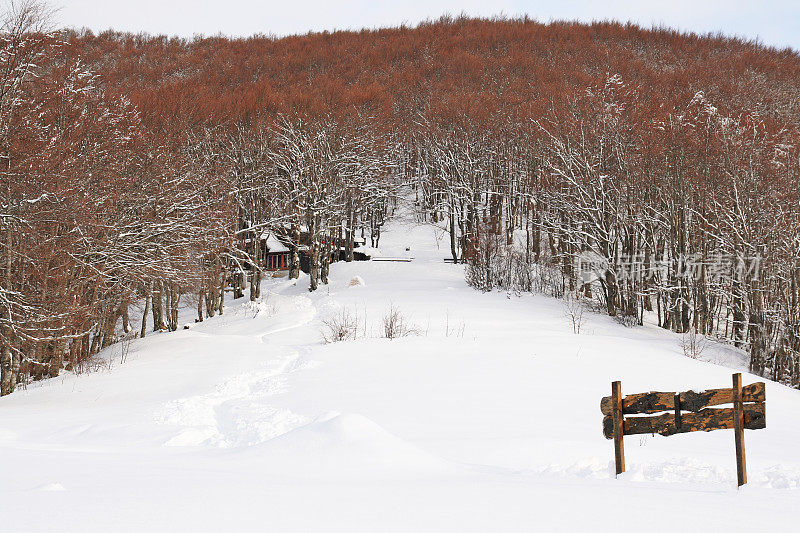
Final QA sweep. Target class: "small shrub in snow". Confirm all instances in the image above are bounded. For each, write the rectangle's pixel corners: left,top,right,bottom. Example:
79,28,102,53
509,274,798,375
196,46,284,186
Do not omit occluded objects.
613,313,639,328
381,305,418,340
444,312,466,338
680,328,709,360
321,309,359,344
562,294,586,334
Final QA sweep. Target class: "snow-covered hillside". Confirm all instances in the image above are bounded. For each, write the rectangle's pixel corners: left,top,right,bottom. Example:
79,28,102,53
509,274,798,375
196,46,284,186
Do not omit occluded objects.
2,210,799,532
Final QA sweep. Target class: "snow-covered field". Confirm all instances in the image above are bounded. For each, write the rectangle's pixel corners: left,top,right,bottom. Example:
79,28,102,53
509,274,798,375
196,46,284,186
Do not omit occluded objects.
2,210,800,532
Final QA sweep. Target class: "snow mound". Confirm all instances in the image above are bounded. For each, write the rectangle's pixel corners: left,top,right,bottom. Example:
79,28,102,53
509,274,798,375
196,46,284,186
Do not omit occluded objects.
200,292,316,339
244,413,457,476
760,465,800,489
34,482,66,492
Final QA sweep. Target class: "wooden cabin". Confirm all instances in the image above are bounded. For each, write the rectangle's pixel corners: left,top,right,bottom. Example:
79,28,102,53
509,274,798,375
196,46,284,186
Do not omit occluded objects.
244,228,370,274
262,232,291,271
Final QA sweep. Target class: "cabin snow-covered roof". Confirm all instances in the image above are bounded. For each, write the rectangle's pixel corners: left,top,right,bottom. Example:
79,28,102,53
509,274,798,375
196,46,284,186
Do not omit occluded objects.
262,232,290,253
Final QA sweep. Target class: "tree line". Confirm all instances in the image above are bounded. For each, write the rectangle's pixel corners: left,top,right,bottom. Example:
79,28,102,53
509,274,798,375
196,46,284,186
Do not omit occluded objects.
3,1,800,393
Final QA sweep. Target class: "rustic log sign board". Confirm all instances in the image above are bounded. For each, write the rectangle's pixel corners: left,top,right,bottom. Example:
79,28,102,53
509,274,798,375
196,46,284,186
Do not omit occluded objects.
600,373,766,486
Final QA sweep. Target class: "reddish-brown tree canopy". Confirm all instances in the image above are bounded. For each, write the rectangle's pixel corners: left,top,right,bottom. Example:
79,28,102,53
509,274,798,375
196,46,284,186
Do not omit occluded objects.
64,17,800,131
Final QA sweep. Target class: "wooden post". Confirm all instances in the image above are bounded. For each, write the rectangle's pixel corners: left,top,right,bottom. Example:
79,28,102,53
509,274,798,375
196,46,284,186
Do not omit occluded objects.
732,373,747,487
611,380,625,476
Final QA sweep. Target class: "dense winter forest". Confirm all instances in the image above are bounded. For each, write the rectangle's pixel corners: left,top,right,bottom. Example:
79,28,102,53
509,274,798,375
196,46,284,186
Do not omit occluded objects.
3,0,800,395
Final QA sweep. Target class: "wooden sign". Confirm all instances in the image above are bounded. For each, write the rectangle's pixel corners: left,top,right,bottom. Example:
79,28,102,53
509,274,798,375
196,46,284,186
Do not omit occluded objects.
600,373,766,486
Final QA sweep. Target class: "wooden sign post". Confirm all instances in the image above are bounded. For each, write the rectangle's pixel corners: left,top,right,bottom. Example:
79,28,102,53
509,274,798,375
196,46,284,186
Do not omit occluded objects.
600,373,765,486
732,373,747,486
611,380,625,476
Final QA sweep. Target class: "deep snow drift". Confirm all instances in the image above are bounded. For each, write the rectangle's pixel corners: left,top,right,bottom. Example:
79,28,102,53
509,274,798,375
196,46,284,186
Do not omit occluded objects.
2,210,799,532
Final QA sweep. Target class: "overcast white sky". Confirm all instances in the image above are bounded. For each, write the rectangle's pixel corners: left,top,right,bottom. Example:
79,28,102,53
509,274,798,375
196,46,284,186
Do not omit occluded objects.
54,1,800,51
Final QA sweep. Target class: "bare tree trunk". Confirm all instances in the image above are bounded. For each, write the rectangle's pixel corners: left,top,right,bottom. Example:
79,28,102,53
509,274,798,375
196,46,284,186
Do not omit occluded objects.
249,270,261,301
605,270,618,317
233,271,243,299
346,201,355,262
218,272,226,315
68,337,79,370
309,241,320,291
449,208,458,263
205,286,216,318
101,311,117,349
732,270,746,348
140,289,150,338
748,272,767,376
170,283,179,331
152,280,165,331
120,303,130,333
89,327,100,355
196,287,204,322
81,333,90,365
49,338,67,378
289,223,301,279
2,221,16,394
250,232,261,301
321,231,331,284
506,194,516,246
309,214,320,292
0,344,13,395
164,285,172,331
